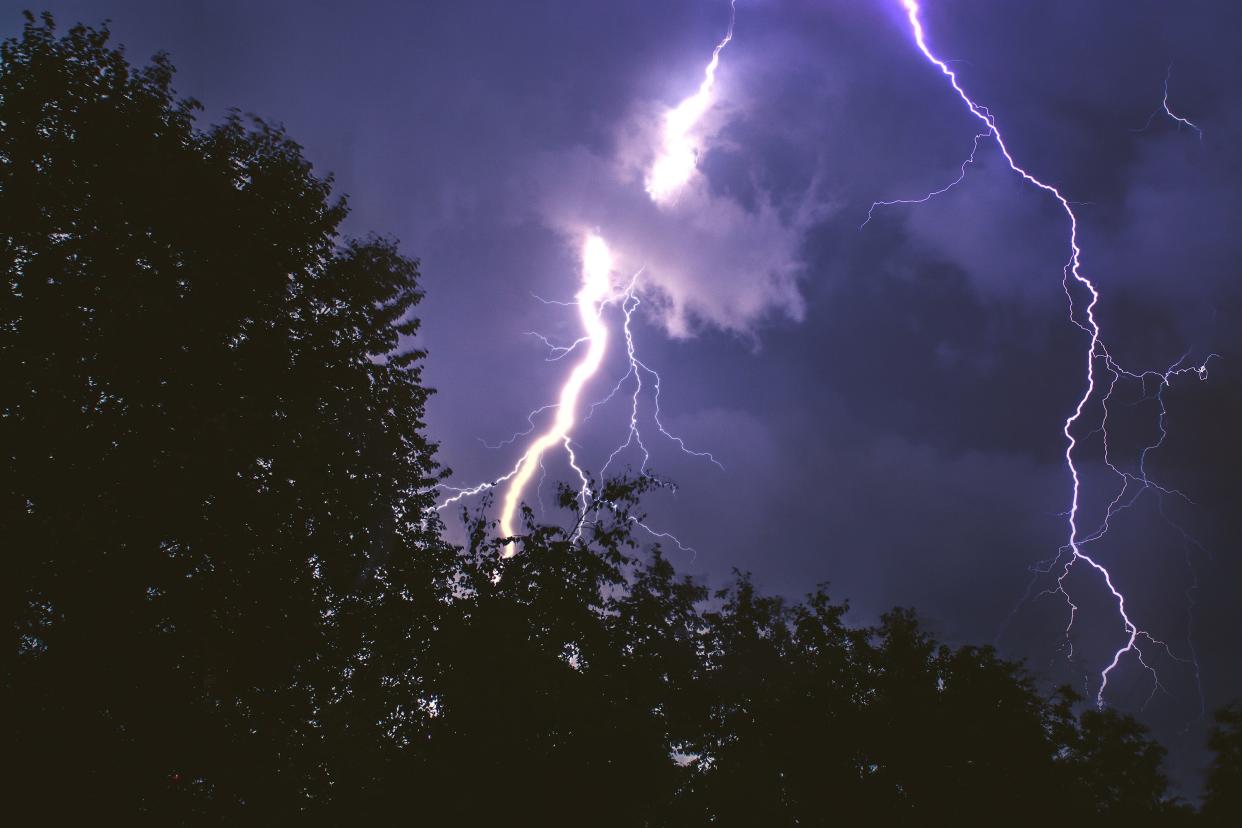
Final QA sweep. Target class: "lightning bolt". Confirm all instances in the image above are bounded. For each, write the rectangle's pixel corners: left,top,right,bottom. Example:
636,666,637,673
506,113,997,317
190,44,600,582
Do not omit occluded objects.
442,244,721,555
646,0,736,204
435,235,611,543
440,3,737,554
1134,64,1203,141
595,280,724,480
887,0,1213,707
495,232,613,545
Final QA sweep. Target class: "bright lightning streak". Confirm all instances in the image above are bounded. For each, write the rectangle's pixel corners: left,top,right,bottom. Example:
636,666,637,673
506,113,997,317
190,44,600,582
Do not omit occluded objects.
894,0,1213,707
443,5,737,555
491,233,615,548
646,0,736,204
440,233,717,554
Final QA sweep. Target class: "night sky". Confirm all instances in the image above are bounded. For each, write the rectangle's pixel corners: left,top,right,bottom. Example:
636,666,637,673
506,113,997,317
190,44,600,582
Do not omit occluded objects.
10,0,1240,792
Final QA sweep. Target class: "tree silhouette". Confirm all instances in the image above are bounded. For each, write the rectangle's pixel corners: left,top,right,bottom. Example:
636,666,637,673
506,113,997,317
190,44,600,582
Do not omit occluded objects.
0,12,1215,825
2,14,445,820
1203,703,1242,823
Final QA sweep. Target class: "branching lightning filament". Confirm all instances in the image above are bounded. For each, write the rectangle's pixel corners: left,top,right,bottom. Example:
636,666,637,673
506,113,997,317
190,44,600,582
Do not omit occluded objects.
886,0,1214,707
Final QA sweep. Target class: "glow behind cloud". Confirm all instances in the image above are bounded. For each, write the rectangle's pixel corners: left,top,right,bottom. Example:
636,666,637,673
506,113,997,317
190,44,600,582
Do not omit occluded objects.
645,0,736,204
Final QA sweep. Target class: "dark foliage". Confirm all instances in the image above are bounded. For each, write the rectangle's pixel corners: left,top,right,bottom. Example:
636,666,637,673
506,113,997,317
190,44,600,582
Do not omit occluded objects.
1,13,446,821
1203,703,1242,824
1,14,1231,825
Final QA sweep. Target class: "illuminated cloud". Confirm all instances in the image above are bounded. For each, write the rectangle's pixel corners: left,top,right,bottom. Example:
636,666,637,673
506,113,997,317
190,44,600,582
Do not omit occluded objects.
529,83,827,339
646,0,736,205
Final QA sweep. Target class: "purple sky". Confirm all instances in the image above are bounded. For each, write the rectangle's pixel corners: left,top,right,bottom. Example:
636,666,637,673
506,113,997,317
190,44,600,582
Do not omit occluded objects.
11,0,1240,794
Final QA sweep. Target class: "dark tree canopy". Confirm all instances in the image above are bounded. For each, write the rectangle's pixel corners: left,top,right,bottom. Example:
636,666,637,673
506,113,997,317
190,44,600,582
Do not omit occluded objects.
1203,704,1242,824
1,13,446,820
0,13,1231,825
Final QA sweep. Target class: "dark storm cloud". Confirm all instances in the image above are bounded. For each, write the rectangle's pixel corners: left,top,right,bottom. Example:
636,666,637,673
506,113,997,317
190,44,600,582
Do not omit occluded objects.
10,0,1239,794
